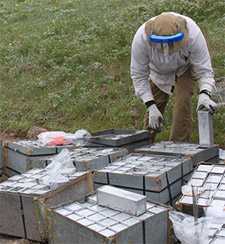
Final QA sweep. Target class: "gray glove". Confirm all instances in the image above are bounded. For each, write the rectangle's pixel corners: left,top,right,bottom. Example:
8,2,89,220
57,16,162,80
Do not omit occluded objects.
197,93,217,113
148,104,163,130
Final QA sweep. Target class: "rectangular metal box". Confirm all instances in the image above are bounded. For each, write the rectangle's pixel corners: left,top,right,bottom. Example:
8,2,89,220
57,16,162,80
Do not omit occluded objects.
0,169,93,242
198,110,214,146
177,164,225,215
0,141,128,176
3,140,75,176
48,193,169,244
97,185,147,216
94,153,193,204
3,141,128,176
135,141,219,166
85,139,150,153
199,224,225,244
70,147,128,171
89,129,149,147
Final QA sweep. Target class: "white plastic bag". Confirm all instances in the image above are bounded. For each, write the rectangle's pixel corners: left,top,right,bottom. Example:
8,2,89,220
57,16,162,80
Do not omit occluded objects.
65,129,91,146
205,205,225,219
37,129,91,146
37,131,67,145
169,211,210,244
205,200,225,219
41,149,76,189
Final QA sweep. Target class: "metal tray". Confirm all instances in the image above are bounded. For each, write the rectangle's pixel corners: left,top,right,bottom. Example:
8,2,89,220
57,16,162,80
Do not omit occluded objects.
5,140,57,156
89,129,149,147
135,141,219,165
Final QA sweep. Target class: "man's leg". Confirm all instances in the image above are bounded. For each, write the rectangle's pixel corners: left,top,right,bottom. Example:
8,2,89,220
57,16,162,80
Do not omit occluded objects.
170,69,194,142
144,81,169,143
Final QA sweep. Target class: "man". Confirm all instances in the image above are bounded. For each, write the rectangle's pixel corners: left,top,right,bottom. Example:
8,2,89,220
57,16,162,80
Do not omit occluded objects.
130,12,217,143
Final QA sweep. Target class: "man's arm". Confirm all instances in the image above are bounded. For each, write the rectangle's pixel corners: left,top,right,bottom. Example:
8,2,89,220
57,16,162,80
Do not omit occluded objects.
190,28,217,112
130,26,154,104
190,29,215,92
130,27,164,130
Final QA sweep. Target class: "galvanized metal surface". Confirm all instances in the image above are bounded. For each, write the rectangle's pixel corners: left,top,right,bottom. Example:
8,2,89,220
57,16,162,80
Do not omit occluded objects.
97,185,147,216
3,141,128,176
0,235,32,244
94,153,193,204
2,140,78,176
49,193,169,244
0,192,25,238
85,139,150,153
3,140,58,177
89,129,149,147
177,164,225,216
5,141,57,156
122,139,150,152
198,111,214,146
70,147,128,171
4,149,52,177
0,169,93,242
207,226,225,244
5,140,76,156
135,141,219,165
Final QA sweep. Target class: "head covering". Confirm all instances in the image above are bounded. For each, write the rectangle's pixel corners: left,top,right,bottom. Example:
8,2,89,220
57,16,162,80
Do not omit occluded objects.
145,12,189,53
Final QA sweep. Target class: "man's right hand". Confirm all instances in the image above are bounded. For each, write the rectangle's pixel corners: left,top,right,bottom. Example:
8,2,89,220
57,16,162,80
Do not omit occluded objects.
148,104,163,130
197,92,217,114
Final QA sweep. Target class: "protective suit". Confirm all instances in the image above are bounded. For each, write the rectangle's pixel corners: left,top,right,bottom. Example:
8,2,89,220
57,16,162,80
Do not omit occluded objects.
130,12,216,142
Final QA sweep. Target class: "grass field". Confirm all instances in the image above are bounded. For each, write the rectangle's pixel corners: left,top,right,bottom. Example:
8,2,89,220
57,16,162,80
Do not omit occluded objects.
0,0,224,143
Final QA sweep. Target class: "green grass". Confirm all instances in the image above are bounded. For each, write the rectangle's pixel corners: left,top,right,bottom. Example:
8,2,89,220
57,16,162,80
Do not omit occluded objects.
0,0,225,144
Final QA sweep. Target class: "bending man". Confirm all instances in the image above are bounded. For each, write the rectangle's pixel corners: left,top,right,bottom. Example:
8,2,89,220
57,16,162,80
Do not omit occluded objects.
131,12,216,143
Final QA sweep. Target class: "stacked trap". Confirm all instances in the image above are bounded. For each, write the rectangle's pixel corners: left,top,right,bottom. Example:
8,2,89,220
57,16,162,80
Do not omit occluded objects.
135,141,219,165
0,135,221,243
208,225,225,244
177,164,225,215
2,140,128,176
2,140,71,176
1,129,148,176
94,153,194,204
169,210,225,244
0,169,93,242
49,186,169,244
88,129,149,150
70,147,128,171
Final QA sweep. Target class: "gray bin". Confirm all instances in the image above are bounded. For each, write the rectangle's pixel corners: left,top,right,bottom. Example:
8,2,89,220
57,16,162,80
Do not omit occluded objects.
0,169,93,242
3,141,128,176
89,129,149,147
48,193,169,244
3,140,73,176
70,147,128,171
177,164,225,216
94,153,194,204
135,141,219,166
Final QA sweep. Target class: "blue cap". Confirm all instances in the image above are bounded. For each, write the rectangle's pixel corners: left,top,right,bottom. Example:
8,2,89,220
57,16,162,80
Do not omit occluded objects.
148,32,184,43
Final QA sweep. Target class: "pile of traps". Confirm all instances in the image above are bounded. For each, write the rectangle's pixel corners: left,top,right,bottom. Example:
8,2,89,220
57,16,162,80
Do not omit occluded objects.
0,132,222,243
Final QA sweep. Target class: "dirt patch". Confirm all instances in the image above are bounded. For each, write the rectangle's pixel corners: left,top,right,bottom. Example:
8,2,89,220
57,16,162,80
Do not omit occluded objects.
0,132,21,141
0,126,48,142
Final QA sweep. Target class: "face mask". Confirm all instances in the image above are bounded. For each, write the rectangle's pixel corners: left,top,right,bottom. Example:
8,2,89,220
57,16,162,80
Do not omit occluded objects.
148,32,184,55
